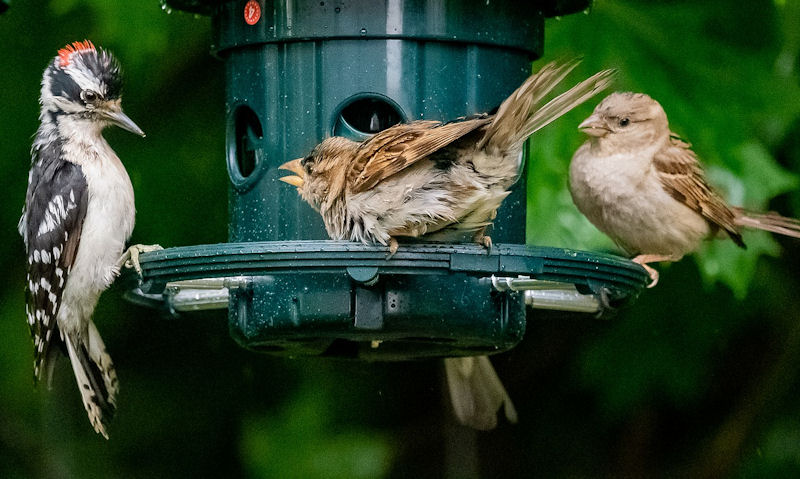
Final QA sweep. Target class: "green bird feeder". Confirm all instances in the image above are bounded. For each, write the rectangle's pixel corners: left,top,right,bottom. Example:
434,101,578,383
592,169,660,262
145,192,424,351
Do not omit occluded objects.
127,0,650,360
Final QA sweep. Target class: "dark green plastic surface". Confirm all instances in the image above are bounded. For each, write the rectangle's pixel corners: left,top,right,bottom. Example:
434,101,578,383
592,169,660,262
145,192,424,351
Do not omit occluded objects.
132,241,648,360
166,0,592,23
221,0,550,244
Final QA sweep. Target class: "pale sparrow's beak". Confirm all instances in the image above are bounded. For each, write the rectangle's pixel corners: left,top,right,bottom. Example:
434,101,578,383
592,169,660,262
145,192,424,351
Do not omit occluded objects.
279,158,305,188
578,113,610,138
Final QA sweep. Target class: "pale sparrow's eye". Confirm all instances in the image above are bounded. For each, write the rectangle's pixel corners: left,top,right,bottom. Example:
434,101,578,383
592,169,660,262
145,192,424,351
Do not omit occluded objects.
619,117,630,127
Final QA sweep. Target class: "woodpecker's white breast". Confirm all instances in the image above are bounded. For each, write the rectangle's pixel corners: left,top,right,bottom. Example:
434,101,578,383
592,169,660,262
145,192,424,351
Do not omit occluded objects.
58,122,135,326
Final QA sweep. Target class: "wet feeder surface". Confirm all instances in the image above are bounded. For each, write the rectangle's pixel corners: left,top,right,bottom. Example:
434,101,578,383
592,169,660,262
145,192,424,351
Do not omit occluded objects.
125,241,648,360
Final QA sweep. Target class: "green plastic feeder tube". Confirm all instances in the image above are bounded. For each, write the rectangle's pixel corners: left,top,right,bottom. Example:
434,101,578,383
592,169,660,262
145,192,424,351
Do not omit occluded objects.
212,0,591,243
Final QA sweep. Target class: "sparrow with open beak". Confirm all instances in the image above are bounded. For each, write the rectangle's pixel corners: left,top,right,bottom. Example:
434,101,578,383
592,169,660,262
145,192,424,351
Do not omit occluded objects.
569,92,800,286
280,60,614,254
280,60,615,430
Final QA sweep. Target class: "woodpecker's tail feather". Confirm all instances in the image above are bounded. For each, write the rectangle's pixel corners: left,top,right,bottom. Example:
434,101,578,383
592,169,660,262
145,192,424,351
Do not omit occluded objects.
64,321,118,439
733,208,800,239
444,356,518,430
479,60,616,154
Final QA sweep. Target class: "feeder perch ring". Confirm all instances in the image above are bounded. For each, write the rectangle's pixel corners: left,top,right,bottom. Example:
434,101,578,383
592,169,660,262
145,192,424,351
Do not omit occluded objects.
124,240,649,360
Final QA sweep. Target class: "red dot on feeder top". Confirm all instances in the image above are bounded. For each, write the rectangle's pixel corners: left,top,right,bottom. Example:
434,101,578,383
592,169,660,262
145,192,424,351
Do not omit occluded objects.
244,0,261,25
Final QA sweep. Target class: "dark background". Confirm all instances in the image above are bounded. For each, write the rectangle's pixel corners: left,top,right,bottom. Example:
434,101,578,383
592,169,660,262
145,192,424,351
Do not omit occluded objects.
2,1,800,477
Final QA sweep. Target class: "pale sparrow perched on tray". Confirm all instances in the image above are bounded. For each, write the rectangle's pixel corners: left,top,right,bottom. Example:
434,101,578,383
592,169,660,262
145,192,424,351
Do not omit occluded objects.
280,60,615,430
570,92,800,287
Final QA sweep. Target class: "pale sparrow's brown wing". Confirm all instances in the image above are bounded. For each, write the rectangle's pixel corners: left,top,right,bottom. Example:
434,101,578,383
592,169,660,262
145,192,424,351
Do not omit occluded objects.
348,117,492,194
653,135,745,247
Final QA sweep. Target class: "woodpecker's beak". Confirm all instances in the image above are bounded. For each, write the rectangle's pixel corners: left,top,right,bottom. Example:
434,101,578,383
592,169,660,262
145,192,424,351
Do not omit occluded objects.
279,158,305,188
102,102,146,137
578,114,610,138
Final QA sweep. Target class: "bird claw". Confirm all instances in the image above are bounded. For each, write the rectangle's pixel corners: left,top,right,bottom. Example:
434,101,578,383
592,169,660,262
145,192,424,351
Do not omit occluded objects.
116,244,163,277
644,266,659,288
632,260,660,288
386,238,399,259
104,265,122,287
631,254,678,289
481,235,493,255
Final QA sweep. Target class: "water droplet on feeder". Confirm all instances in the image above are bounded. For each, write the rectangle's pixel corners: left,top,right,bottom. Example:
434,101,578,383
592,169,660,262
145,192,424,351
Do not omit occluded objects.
360,27,367,36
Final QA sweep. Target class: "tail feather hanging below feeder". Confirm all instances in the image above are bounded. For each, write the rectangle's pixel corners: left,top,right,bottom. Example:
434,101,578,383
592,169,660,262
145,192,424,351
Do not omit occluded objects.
445,356,518,430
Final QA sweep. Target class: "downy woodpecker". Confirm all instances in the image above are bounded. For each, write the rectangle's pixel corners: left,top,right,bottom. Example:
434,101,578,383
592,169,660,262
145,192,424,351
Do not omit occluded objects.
19,41,145,438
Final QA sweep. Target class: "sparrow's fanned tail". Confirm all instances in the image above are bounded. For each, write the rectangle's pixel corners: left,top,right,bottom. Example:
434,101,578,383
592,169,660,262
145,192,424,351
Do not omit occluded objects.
479,60,616,154
64,321,118,439
733,208,800,239
444,356,518,430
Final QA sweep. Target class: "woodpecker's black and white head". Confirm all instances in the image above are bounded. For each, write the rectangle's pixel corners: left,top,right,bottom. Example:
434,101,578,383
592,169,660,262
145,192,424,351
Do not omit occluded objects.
38,40,144,141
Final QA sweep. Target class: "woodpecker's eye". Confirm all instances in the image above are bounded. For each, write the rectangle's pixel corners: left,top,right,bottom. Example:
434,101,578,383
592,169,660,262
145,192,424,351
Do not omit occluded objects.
80,90,100,104
619,117,630,127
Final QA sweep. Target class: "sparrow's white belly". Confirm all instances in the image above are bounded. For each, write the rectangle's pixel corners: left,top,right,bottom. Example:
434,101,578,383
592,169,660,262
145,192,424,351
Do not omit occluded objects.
569,146,710,257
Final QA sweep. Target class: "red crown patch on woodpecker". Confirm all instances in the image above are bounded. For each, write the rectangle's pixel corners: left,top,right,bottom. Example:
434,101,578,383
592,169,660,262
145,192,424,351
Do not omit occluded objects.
58,40,96,67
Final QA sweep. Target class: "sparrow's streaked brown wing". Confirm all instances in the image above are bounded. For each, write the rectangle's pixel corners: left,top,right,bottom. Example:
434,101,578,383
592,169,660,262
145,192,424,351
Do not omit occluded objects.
348,117,492,194
653,135,745,247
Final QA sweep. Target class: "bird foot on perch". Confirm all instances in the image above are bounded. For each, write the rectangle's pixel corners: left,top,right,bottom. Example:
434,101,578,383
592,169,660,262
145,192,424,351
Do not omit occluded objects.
116,244,163,276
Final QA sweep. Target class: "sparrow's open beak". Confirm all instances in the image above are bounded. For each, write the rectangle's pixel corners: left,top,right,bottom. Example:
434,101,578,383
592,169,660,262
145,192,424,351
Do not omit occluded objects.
279,158,305,188
102,101,145,137
578,114,609,138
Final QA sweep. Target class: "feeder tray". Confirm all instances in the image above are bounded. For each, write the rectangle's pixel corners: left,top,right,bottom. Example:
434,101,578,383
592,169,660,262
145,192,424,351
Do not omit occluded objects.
125,241,649,360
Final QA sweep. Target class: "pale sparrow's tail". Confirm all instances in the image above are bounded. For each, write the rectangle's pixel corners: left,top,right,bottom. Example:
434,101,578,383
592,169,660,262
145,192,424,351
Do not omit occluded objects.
733,207,800,239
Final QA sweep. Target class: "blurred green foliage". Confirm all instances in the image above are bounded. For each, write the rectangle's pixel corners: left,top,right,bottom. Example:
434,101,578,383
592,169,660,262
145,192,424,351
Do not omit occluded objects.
1,1,799,478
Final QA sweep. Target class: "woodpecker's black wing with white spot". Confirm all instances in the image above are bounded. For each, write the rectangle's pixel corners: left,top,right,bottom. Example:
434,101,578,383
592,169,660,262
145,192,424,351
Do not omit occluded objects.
21,141,88,383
